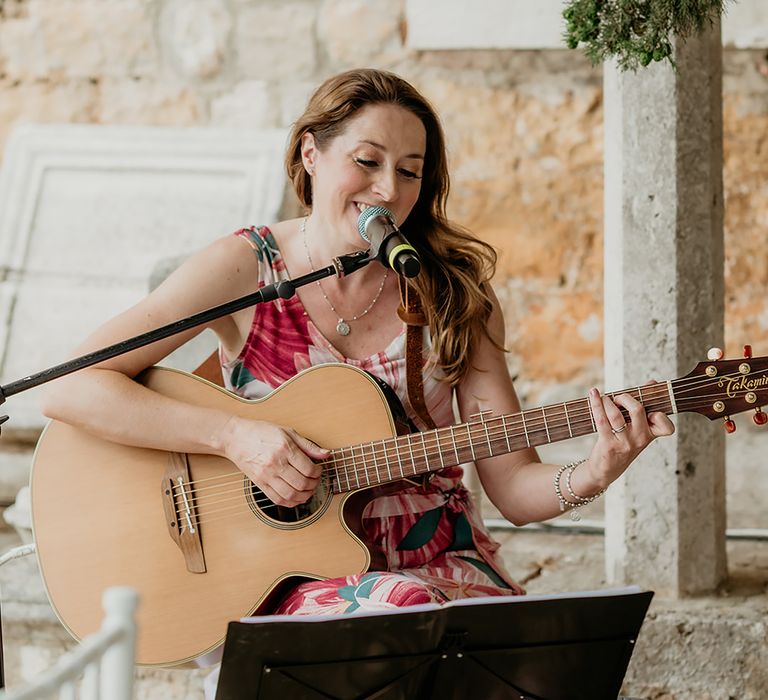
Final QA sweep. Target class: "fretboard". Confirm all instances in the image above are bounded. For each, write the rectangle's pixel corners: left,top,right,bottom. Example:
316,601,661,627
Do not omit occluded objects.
328,382,676,494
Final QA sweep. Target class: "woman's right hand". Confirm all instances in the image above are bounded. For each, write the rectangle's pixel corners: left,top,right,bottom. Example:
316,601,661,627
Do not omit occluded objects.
219,417,330,507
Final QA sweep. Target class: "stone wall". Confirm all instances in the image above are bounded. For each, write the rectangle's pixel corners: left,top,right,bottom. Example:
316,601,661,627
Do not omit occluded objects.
0,0,765,403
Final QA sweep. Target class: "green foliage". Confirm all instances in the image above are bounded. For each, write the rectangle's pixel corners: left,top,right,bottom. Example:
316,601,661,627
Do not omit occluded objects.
562,0,730,71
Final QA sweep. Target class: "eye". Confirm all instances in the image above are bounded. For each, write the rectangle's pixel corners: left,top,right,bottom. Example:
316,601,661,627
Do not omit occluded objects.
353,157,378,168
398,168,422,180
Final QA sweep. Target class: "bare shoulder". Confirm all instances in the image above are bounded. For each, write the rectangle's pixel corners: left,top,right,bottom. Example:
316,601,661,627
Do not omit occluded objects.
154,230,263,307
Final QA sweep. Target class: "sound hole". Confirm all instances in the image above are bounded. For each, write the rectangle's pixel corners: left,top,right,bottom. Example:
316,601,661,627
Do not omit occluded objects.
247,472,332,528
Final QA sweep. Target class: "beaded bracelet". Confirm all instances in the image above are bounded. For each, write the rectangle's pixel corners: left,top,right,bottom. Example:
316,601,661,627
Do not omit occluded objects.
554,459,605,521
566,462,606,505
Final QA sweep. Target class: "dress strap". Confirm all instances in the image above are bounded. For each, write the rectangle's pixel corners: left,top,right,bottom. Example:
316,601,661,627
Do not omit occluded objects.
235,226,267,261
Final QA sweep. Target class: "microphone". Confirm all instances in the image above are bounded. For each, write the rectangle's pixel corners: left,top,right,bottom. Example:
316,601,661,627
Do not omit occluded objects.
357,206,421,278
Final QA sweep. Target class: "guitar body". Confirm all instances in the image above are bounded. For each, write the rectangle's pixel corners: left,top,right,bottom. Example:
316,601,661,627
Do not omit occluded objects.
30,364,400,667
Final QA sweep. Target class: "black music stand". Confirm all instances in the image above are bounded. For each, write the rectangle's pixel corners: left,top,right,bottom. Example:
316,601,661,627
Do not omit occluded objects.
214,587,653,700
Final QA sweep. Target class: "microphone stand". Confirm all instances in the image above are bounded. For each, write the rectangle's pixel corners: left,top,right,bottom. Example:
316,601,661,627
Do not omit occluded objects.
0,248,374,436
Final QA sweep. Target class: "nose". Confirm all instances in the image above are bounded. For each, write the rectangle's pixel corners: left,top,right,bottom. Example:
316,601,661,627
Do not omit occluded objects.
371,167,398,204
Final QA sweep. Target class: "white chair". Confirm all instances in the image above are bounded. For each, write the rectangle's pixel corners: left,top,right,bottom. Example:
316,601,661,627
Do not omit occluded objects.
0,586,138,700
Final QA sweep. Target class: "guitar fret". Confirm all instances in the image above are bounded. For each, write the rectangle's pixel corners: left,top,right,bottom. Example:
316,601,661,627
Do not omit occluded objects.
360,445,371,486
637,385,644,405
342,447,352,491
666,380,678,413
353,446,362,488
420,433,429,472
367,442,377,486
541,407,551,443
467,425,476,461
435,429,446,469
382,439,393,482
564,402,573,438
588,400,596,432
482,418,492,456
449,426,459,463
501,415,511,452
394,437,406,478
521,411,531,447
407,435,417,476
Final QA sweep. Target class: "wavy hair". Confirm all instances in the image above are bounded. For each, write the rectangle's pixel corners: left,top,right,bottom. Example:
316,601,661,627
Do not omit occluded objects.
285,69,500,385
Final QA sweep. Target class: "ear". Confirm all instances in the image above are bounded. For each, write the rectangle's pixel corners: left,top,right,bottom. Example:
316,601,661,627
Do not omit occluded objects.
300,132,317,176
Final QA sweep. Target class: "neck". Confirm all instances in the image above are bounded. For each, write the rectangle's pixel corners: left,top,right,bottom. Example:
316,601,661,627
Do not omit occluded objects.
302,217,389,294
302,215,366,263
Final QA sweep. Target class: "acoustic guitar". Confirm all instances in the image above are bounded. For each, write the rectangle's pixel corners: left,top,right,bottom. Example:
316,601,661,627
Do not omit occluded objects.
29,354,768,666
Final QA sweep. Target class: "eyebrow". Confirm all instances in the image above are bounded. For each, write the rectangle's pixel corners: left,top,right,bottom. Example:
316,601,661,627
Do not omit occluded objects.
359,140,425,160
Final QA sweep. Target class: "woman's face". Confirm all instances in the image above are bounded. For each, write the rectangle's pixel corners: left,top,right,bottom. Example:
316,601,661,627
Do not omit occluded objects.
302,103,427,248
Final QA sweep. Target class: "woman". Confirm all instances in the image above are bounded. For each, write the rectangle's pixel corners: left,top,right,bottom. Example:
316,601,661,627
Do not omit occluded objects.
42,69,674,615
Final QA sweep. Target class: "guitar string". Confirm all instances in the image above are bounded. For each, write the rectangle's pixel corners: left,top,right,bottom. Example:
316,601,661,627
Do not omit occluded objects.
172,389,744,521
171,391,673,504
169,364,753,497
170,388,723,515
171,406,654,517
171,385,673,494
167,365,766,519
185,389,742,527
170,373,759,512
171,376,720,501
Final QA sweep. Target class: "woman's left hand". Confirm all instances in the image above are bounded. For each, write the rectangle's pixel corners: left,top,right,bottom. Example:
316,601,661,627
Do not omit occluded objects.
584,384,676,490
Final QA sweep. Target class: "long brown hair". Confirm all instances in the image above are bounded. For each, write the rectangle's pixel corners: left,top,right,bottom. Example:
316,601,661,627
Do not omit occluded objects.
286,68,499,385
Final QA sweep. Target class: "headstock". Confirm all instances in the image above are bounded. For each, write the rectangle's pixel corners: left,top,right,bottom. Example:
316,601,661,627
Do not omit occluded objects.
672,345,768,431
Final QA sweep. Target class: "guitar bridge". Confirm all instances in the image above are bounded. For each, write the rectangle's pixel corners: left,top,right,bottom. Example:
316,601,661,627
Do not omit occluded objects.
162,452,206,573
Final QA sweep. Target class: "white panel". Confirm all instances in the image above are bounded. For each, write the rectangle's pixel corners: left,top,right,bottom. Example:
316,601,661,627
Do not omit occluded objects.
406,0,568,50
406,0,768,50
0,124,289,433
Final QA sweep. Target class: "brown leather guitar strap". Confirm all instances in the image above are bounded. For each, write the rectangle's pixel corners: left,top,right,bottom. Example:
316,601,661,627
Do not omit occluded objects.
397,278,437,430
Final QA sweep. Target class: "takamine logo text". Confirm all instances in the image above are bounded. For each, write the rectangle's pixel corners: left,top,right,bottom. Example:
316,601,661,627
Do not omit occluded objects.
718,373,768,398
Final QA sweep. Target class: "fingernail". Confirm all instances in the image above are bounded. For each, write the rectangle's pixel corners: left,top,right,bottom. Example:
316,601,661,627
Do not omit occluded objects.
590,387,600,398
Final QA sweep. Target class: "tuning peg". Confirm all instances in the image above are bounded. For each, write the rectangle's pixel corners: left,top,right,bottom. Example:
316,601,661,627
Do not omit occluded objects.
723,417,736,433
753,408,768,426
707,347,724,361
743,344,753,359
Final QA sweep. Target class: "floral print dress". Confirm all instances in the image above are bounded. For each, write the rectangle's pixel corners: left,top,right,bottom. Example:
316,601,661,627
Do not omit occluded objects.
221,226,524,615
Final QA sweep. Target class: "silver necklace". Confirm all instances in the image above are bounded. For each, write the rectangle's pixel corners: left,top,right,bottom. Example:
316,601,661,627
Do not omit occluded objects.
301,217,388,336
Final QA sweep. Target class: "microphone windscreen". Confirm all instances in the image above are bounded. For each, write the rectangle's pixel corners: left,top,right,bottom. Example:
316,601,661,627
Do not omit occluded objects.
357,205,395,242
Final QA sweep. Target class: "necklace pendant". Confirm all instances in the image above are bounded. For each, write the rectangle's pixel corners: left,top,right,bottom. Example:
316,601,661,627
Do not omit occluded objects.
336,319,351,336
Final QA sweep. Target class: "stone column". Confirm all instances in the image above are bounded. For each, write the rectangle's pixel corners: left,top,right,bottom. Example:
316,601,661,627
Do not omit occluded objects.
603,23,726,596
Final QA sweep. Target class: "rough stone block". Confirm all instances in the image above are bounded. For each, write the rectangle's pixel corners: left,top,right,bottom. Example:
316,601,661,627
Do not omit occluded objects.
0,0,157,80
235,2,316,80
96,79,205,126
318,0,406,69
158,0,233,81
211,81,278,128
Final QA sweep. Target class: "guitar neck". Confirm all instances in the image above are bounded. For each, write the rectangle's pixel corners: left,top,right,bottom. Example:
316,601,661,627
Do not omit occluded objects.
328,381,676,494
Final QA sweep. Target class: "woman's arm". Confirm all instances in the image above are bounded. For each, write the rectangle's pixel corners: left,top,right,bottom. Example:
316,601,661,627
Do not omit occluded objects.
456,290,675,526
41,233,327,507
